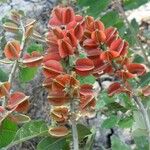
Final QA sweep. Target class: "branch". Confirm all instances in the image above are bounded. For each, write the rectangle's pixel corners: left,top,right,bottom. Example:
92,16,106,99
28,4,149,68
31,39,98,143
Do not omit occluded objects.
3,20,26,107
114,0,150,68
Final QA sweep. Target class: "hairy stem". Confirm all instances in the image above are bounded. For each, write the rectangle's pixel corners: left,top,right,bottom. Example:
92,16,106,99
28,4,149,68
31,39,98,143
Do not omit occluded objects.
114,0,150,68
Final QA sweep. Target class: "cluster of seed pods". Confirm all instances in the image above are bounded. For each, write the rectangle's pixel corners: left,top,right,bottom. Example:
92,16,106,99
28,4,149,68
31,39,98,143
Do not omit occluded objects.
41,6,150,137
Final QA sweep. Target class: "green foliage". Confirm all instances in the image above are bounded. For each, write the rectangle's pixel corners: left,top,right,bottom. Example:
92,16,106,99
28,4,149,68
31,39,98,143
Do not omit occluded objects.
118,116,134,128
77,75,96,85
133,54,145,63
139,72,150,87
27,43,43,54
134,136,149,150
19,67,38,82
0,119,18,148
123,0,148,10
5,120,48,149
111,135,131,150
101,115,119,128
77,124,91,141
0,68,8,82
77,0,111,18
37,137,69,150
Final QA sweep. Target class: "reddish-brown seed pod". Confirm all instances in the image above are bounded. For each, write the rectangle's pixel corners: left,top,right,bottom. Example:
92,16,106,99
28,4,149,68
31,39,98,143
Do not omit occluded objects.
126,63,146,76
66,30,77,47
63,7,75,24
7,92,29,110
4,40,21,60
3,22,19,33
22,51,43,67
91,30,106,43
52,27,64,39
105,27,118,46
43,52,61,62
42,60,64,78
51,106,69,124
47,91,69,106
75,58,94,76
80,95,95,110
15,100,30,113
49,126,69,137
100,50,119,61
74,23,84,40
58,39,74,58
108,82,123,96
83,39,98,50
0,82,10,98
80,84,94,96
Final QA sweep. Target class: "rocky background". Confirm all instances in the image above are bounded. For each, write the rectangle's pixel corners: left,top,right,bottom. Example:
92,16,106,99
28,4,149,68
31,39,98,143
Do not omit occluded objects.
0,0,150,150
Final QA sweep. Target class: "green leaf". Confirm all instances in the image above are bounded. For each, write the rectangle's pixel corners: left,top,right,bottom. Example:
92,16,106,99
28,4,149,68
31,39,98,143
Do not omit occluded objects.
27,43,43,54
77,0,111,18
5,120,48,149
77,124,91,141
111,135,131,150
118,116,134,128
37,137,69,150
123,0,148,10
101,11,120,27
134,136,149,150
77,75,96,85
133,54,144,63
131,18,139,34
0,119,18,148
139,72,150,87
0,68,8,82
96,91,115,110
101,115,119,128
19,67,38,82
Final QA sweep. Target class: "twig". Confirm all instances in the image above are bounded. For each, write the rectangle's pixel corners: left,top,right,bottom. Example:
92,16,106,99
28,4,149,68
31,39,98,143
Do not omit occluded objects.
114,0,150,68
3,20,26,107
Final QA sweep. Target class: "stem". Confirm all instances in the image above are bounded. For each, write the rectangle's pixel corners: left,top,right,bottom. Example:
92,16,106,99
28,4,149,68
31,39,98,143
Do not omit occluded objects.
70,101,79,150
66,57,79,150
114,0,150,68
132,95,150,149
3,20,26,107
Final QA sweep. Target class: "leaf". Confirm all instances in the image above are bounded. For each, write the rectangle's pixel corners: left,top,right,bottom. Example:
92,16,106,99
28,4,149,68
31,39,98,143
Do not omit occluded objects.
0,119,18,148
77,124,91,141
111,135,131,150
101,11,121,27
27,43,43,54
118,116,134,128
19,67,38,82
5,120,48,149
133,54,144,63
139,72,150,87
123,0,148,10
133,136,149,150
131,18,139,34
77,0,111,18
101,115,119,128
77,75,96,85
37,136,69,150
0,68,8,82
96,91,115,110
